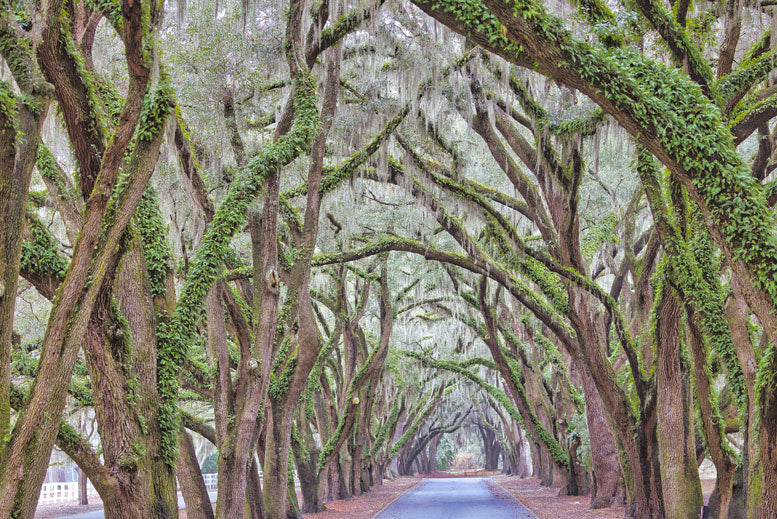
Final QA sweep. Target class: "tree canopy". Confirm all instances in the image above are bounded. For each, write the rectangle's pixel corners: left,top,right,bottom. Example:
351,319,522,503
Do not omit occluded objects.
1,0,776,517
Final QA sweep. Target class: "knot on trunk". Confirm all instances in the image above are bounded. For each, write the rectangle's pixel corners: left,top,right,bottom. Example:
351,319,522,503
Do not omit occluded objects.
265,269,280,295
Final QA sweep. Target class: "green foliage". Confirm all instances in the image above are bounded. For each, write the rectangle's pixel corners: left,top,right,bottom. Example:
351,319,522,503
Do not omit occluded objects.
136,78,176,143
580,211,618,262
35,146,70,200
389,386,450,459
686,10,716,52
20,214,68,279
95,78,125,125
85,0,124,31
318,0,388,50
201,452,218,474
0,24,42,94
429,0,526,58
717,47,777,104
433,0,777,323
59,13,110,138
631,0,716,99
136,186,173,298
730,89,777,131
318,337,384,471
638,147,748,417
27,190,48,208
435,436,456,469
0,81,18,136
404,351,570,469
268,354,298,400
370,398,403,457
566,411,590,466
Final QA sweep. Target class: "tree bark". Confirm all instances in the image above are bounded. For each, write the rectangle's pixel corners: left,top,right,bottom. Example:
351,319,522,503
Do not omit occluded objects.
576,364,622,508
78,468,89,506
178,430,215,519
655,287,703,518
263,399,297,519
725,280,759,519
0,98,44,447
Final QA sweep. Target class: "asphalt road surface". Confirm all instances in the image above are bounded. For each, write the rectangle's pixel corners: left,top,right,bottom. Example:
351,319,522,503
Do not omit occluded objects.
374,477,537,519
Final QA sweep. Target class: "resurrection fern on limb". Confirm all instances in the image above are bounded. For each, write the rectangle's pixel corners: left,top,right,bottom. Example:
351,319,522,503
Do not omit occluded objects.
412,0,777,352
155,74,319,466
636,146,747,414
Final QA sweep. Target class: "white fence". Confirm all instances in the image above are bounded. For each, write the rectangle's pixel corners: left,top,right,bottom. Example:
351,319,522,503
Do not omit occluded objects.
38,472,288,506
39,475,220,506
39,481,99,505
203,473,218,490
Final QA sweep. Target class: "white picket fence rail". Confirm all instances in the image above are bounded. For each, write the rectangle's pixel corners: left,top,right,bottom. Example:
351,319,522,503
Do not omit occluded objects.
39,481,99,505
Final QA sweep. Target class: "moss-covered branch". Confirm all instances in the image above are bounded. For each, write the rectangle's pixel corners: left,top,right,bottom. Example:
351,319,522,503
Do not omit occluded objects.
412,0,777,355
155,74,319,466
388,384,449,459
631,0,715,99
282,49,475,203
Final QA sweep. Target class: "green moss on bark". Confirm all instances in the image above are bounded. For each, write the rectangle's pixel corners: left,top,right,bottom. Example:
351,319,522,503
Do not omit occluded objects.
155,74,319,466
135,186,172,298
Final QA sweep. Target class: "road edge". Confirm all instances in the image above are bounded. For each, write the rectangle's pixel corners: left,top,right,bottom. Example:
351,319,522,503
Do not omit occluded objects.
488,477,540,518
370,477,424,518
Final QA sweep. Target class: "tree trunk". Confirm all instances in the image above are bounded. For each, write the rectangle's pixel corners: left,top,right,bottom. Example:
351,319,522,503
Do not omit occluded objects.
177,430,215,519
337,457,351,499
78,468,89,506
297,460,323,513
564,293,662,519
0,98,50,519
248,457,265,519
656,289,703,518
215,441,253,519
263,400,297,519
516,427,531,477
0,103,39,445
758,390,777,518
576,363,622,508
291,412,323,514
427,434,441,473
726,279,761,519
479,423,501,471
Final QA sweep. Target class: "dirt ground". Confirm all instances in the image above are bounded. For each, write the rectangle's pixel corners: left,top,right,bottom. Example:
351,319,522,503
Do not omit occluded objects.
492,475,718,518
34,502,104,518
491,475,625,519
302,476,420,519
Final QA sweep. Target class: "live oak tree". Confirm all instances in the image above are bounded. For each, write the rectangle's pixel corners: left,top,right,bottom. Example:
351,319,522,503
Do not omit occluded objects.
4,0,777,518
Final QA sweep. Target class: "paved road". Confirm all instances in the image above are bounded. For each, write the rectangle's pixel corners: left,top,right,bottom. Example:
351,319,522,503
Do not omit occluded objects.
375,477,537,519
